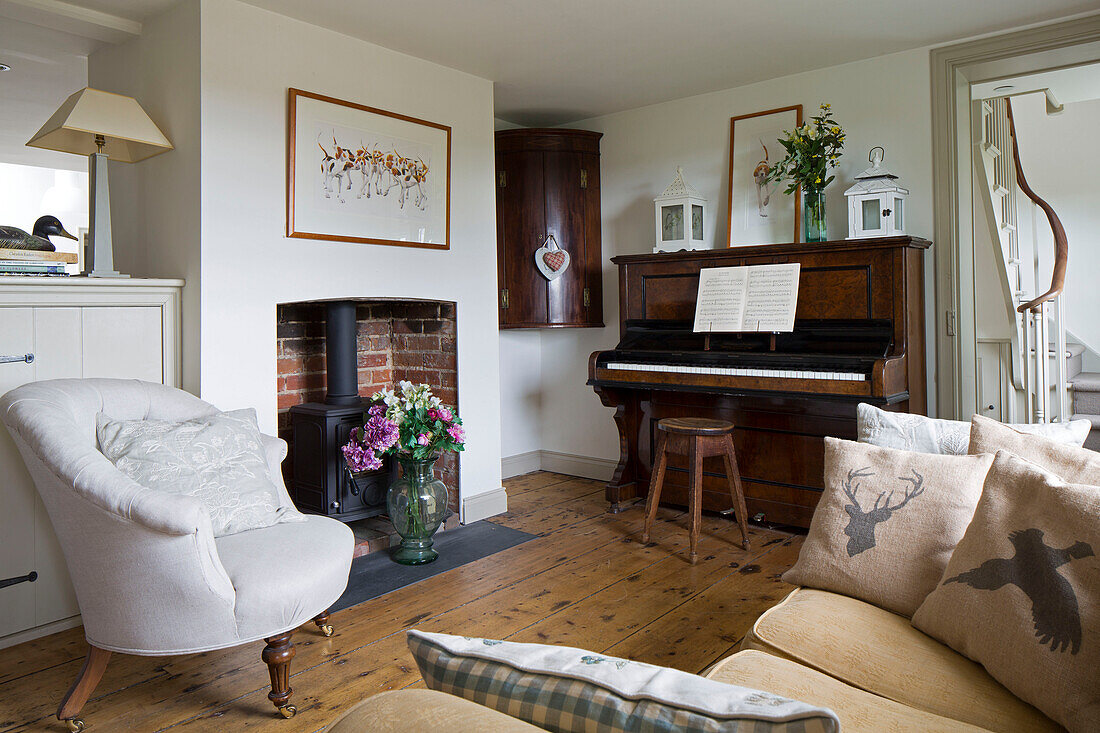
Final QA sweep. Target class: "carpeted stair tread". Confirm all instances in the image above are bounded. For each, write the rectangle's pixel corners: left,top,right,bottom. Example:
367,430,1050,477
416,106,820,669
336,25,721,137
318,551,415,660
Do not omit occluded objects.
1070,372,1100,392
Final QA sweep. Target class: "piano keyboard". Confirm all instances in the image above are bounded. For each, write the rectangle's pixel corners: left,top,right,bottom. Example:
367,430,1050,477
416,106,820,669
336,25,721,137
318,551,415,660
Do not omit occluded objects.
604,361,867,381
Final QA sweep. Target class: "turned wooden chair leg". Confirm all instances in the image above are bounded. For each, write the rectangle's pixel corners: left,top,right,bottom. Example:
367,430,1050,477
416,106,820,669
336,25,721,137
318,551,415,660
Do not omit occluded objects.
313,609,334,637
642,432,669,544
262,632,297,718
57,645,111,732
688,438,704,564
723,440,751,550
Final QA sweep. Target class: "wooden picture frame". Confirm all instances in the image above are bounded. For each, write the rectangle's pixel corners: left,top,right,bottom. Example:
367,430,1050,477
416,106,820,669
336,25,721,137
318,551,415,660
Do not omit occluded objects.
725,105,802,247
287,88,451,249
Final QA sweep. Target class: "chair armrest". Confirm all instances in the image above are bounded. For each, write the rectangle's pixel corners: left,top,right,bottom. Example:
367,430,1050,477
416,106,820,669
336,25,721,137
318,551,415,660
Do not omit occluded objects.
260,432,297,510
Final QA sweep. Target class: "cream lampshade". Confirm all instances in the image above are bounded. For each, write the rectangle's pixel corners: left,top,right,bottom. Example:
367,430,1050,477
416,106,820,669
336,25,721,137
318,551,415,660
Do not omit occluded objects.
26,87,173,277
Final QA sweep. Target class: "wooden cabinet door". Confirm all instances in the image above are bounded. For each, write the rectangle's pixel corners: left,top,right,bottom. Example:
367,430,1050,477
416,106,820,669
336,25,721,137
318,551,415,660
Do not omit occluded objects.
497,151,547,327
0,308,37,637
581,151,603,326
543,150,587,325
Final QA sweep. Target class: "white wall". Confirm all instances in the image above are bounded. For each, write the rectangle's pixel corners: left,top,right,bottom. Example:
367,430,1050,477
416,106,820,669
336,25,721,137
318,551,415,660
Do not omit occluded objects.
500,47,937,464
88,0,202,393
1012,93,1100,360
197,0,503,513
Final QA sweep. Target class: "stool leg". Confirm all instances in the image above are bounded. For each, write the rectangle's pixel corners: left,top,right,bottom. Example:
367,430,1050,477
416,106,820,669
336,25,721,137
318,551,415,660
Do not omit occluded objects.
689,438,703,564
722,439,751,550
642,432,669,544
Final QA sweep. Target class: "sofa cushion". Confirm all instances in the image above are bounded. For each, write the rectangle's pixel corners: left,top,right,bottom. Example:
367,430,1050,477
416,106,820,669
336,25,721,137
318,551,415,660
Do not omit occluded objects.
857,402,1090,455
407,630,841,732
97,408,299,536
913,451,1100,733
705,650,989,733
741,588,1060,732
328,690,544,733
782,438,994,616
970,413,1100,482
215,514,353,638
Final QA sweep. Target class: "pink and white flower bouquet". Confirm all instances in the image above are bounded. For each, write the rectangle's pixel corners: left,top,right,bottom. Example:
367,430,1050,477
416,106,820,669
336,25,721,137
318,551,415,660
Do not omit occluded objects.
342,381,465,472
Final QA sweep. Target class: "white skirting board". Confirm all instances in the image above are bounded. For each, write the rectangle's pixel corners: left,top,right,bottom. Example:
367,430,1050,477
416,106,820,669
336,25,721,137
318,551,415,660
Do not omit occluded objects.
462,486,509,524
501,450,616,481
0,614,82,651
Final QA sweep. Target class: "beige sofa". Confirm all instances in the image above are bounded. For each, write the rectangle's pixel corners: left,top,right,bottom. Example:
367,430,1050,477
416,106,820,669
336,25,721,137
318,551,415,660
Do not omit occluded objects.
329,586,1063,733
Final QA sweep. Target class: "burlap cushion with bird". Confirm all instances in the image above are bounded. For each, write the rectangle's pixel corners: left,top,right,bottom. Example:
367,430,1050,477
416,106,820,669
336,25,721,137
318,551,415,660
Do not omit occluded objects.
912,451,1099,733
783,438,994,617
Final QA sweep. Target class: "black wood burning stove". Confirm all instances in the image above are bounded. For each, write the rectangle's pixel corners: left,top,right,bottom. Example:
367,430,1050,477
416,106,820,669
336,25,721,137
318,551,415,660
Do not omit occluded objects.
288,301,391,522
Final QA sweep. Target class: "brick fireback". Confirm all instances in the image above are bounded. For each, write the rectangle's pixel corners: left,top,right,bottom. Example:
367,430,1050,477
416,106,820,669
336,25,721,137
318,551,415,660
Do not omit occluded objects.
276,300,459,509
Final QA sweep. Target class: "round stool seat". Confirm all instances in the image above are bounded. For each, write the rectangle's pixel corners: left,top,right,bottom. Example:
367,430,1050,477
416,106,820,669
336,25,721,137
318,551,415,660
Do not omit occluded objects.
657,417,735,435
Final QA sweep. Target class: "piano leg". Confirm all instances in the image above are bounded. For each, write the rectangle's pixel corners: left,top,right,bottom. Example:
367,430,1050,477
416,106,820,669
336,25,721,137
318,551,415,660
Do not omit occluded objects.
594,385,639,512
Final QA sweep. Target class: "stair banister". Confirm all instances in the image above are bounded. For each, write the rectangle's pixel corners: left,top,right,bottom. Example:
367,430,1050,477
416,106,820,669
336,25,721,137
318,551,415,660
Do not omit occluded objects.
1005,98,1068,315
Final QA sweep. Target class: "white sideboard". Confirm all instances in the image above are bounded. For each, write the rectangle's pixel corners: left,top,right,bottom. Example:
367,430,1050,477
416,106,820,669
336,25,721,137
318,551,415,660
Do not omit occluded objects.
0,277,183,647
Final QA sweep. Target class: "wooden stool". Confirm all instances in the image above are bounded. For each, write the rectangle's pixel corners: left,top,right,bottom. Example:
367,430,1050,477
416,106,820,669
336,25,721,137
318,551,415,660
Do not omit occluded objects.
641,417,750,563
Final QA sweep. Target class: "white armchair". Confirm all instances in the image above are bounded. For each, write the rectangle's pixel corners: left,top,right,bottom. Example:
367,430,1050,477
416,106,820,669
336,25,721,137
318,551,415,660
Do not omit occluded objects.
0,379,354,731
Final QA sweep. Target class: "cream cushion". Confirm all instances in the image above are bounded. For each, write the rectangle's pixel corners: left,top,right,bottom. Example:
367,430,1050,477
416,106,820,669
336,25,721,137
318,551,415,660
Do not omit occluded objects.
741,588,1060,732
970,413,1100,483
328,689,543,733
705,650,989,733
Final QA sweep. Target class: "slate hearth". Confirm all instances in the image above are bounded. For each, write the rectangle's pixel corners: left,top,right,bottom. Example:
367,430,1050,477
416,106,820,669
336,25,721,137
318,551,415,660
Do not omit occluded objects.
276,299,458,544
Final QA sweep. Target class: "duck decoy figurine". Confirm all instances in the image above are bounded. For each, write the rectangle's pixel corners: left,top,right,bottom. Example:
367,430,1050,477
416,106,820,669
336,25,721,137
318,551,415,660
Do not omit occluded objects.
0,215,78,252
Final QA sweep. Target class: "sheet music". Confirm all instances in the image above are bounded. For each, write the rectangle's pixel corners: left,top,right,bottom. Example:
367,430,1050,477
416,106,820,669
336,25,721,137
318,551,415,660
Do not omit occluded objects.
693,263,800,333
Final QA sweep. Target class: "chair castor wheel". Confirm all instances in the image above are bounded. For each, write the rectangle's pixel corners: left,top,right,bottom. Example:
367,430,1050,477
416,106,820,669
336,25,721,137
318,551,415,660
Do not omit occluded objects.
278,705,297,719
319,624,334,637
65,719,86,732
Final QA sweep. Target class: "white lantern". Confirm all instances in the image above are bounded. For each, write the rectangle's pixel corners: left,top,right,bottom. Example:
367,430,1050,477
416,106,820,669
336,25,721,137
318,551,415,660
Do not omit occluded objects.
845,147,909,239
654,166,708,253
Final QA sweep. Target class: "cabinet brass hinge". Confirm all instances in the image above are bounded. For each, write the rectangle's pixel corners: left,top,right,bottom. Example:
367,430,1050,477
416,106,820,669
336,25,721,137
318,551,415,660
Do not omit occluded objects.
583,287,591,308
580,169,588,189
501,288,509,309
498,171,507,188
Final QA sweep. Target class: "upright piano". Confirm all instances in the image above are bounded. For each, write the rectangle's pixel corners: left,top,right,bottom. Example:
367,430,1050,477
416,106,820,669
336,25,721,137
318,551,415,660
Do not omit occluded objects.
587,236,930,528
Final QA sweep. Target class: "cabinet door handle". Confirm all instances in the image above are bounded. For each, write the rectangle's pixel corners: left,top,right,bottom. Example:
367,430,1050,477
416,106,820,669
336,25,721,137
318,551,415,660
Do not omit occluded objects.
0,571,37,589
0,353,33,365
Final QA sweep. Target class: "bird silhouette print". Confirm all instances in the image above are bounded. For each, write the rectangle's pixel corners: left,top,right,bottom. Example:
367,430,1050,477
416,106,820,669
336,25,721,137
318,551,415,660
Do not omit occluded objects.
945,528,1094,654
841,467,925,557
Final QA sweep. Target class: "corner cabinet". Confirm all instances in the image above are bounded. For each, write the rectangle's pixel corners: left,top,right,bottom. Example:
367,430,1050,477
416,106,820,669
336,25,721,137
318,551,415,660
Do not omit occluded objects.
496,129,604,328
0,277,183,647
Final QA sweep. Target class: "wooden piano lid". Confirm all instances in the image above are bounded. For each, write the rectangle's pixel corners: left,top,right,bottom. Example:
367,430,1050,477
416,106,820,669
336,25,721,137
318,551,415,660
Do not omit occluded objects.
657,417,735,435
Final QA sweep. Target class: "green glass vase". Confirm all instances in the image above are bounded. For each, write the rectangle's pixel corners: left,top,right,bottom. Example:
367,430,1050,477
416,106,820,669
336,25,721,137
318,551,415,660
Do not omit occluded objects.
387,456,449,565
803,189,827,243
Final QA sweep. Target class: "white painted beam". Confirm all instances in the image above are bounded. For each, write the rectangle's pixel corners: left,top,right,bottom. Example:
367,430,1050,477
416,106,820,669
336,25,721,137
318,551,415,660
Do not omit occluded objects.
0,0,141,44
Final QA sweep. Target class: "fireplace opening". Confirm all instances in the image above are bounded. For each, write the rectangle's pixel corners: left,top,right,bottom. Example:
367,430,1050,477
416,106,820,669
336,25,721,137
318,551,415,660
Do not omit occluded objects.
276,299,458,537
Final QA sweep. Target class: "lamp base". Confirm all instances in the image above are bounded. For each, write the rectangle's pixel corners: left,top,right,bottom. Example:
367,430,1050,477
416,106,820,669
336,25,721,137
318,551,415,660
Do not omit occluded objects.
87,271,130,279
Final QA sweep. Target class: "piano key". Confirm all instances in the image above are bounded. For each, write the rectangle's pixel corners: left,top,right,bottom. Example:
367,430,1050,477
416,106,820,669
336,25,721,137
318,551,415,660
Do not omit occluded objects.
603,361,866,381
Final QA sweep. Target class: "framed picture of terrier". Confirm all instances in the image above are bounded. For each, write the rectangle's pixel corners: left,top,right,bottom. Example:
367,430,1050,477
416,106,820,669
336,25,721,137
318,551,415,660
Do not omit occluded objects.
725,104,802,247
287,88,451,249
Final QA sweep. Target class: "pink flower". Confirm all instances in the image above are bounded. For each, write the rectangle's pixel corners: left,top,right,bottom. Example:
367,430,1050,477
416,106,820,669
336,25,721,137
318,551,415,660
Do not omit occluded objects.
426,408,439,420
417,433,431,446
437,407,454,422
342,440,382,472
368,404,386,417
447,424,465,444
362,415,399,451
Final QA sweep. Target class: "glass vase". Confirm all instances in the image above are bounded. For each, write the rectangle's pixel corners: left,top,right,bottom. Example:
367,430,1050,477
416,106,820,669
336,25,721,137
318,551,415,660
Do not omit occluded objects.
387,456,449,565
803,189,827,243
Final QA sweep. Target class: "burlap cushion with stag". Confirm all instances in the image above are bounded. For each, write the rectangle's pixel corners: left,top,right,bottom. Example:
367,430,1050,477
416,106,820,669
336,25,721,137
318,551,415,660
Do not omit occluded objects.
912,451,1099,732
783,438,994,617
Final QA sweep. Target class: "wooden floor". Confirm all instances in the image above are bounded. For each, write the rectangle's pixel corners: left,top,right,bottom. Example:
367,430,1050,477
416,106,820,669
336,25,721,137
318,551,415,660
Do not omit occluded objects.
0,472,802,732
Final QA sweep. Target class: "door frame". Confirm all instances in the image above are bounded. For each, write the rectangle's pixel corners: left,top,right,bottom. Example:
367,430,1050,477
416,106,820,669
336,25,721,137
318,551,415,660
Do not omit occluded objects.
930,13,1100,419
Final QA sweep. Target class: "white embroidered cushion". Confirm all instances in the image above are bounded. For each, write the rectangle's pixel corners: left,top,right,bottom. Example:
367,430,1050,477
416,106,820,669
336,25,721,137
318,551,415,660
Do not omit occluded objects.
857,403,1090,455
407,630,840,733
97,408,302,537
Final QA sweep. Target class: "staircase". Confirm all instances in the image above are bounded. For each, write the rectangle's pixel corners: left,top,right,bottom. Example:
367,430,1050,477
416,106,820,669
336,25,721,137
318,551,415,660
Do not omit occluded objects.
1070,372,1100,451
974,95,1097,444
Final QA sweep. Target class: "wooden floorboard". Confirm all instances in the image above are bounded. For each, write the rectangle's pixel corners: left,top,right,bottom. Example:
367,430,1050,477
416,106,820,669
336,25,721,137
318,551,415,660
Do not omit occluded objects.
0,471,801,732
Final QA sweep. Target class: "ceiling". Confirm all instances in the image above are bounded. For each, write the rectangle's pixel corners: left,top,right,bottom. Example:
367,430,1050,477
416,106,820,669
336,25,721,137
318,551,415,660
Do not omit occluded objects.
1,0,1098,127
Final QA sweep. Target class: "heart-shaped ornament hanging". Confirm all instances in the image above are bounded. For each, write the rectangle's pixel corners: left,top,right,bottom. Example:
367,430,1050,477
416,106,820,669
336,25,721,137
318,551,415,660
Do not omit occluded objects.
535,234,570,281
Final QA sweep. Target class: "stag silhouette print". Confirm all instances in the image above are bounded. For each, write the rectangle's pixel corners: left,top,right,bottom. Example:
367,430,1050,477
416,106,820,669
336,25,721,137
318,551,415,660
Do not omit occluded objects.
841,467,925,557
945,528,1094,654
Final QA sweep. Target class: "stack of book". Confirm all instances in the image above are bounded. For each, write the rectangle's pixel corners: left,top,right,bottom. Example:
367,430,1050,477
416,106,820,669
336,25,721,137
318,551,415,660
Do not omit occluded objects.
0,248,78,276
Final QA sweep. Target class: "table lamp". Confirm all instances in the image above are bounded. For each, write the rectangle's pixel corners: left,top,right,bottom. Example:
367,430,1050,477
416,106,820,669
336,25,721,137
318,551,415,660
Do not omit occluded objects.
26,87,173,277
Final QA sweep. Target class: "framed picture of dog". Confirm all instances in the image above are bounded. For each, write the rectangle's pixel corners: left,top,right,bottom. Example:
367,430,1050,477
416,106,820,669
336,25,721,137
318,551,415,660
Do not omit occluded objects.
287,88,451,249
725,105,802,247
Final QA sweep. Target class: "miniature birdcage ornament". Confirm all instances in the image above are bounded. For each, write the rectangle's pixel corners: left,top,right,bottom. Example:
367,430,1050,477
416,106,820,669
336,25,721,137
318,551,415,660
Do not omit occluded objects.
845,147,908,238
654,167,708,253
